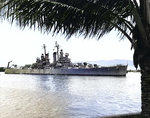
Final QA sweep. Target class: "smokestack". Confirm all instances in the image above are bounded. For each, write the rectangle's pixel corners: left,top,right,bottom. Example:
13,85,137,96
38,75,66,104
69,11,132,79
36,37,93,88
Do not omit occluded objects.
53,52,56,63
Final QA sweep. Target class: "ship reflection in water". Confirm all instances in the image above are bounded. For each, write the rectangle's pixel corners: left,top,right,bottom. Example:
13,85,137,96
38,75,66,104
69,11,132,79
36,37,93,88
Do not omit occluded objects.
0,72,141,118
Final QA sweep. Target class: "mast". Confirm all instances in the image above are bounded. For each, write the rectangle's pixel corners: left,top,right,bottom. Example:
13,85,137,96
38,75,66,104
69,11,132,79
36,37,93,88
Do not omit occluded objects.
54,41,59,60
43,44,46,56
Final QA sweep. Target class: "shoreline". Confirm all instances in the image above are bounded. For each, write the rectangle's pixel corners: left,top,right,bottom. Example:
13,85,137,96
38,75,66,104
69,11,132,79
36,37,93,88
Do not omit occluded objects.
102,113,141,118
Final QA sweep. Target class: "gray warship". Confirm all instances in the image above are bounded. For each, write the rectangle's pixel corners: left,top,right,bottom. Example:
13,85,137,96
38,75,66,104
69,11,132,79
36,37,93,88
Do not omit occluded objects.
5,42,127,76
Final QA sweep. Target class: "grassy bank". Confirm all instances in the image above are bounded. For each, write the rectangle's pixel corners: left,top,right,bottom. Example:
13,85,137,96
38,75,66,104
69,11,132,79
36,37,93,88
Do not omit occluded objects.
127,70,140,72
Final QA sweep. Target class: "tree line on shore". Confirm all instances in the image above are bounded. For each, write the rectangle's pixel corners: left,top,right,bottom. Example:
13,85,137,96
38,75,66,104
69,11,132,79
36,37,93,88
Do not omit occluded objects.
0,67,5,72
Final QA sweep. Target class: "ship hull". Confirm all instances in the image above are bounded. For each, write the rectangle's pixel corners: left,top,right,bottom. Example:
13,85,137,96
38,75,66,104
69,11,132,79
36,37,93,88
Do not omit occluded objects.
5,65,127,76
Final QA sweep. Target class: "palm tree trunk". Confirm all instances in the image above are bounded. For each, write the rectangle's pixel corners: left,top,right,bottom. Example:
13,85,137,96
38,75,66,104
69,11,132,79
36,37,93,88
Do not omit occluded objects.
141,73,150,117
139,49,150,117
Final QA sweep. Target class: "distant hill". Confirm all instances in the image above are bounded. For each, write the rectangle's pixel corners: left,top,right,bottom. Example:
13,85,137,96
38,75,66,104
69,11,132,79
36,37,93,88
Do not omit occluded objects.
75,59,138,70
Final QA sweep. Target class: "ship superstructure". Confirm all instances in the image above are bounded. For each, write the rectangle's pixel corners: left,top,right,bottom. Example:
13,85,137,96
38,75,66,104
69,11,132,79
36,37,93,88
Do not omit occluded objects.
35,42,74,69
36,44,50,69
35,42,100,70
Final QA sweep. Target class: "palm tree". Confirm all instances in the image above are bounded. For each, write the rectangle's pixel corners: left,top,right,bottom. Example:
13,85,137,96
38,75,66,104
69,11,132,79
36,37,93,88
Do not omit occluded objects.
0,0,150,117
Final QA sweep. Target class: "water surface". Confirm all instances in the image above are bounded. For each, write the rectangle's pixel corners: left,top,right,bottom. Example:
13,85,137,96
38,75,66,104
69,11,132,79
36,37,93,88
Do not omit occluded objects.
0,72,141,118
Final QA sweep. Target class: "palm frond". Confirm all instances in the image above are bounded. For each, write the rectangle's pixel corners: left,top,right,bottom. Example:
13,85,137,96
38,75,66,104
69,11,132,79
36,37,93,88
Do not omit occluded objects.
0,0,133,41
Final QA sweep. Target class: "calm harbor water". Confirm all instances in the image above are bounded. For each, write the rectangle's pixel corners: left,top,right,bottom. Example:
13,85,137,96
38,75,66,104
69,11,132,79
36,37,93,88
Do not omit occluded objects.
0,72,141,118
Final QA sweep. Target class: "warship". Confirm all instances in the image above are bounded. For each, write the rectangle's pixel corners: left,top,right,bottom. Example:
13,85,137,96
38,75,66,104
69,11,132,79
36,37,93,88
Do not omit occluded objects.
5,42,127,76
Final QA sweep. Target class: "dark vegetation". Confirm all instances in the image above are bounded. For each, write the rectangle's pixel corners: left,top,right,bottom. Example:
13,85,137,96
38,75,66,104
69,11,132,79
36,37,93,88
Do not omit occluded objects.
0,67,5,72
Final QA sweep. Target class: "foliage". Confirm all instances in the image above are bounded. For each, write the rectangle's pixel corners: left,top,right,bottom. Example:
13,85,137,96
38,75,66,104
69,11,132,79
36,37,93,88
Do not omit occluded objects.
0,0,133,40
127,69,140,72
0,67,5,72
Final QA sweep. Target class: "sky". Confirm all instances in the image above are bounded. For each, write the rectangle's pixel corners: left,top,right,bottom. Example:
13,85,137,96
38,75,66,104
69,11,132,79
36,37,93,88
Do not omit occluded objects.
0,20,134,67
